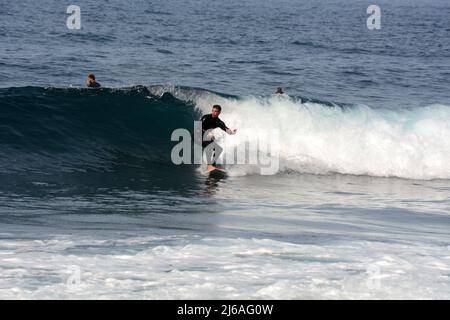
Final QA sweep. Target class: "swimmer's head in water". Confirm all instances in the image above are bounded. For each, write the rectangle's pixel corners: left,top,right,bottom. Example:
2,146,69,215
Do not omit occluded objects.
276,87,284,94
211,105,222,118
86,74,101,87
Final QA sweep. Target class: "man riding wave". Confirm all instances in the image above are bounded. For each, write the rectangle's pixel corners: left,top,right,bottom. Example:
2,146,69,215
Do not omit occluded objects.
201,105,237,171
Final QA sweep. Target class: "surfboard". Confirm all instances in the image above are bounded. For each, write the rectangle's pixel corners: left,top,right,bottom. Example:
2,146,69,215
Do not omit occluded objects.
207,165,227,178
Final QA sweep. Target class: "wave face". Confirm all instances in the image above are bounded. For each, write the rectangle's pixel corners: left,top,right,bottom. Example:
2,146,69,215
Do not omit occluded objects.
1,86,450,180
0,86,198,175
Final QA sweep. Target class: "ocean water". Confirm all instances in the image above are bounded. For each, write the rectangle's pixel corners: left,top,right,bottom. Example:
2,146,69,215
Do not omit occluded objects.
0,0,450,299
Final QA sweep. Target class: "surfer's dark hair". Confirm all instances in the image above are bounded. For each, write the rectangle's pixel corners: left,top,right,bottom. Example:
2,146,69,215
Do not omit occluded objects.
88,74,96,80
212,105,222,111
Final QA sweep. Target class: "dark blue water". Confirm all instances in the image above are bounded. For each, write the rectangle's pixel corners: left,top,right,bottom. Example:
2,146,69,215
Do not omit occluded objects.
0,0,450,299
1,0,450,107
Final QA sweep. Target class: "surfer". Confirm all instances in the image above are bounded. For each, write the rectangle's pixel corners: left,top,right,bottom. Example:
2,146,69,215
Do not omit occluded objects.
276,87,284,94
201,105,237,170
86,74,101,88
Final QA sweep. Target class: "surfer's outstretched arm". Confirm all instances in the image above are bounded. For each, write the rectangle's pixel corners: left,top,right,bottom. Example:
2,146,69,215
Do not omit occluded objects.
215,117,237,135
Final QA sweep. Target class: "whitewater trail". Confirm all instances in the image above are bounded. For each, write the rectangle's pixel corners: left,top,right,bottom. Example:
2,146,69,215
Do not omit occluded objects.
151,86,450,180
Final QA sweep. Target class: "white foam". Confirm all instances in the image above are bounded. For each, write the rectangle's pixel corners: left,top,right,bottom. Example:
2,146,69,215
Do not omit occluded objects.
0,235,449,299
163,87,450,180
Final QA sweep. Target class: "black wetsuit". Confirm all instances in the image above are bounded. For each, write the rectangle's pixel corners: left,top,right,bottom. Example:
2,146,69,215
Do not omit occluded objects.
201,114,229,139
87,82,101,88
201,114,229,165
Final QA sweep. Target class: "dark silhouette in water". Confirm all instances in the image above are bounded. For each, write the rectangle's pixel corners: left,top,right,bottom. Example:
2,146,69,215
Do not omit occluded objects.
86,74,101,88
276,87,284,94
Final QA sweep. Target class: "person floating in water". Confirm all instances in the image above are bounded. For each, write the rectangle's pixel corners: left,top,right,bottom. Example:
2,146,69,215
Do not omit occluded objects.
276,87,284,94
201,104,237,171
86,74,101,88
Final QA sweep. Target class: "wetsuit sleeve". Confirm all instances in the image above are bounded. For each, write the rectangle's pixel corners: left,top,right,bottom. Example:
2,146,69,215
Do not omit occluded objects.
217,119,229,132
